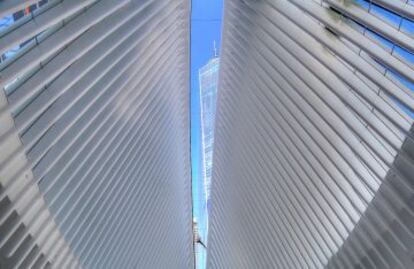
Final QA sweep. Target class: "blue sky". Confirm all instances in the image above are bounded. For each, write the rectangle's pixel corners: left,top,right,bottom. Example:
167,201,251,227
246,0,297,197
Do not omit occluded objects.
191,0,223,268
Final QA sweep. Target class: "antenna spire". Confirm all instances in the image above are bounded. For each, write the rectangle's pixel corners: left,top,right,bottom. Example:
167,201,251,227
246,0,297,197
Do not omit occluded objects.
213,40,217,57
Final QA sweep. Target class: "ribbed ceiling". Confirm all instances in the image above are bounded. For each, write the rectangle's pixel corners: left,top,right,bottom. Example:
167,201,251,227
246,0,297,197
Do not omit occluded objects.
208,0,414,268
0,0,193,268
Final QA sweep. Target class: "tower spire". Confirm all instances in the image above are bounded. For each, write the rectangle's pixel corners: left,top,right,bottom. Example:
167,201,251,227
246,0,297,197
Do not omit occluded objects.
213,40,217,57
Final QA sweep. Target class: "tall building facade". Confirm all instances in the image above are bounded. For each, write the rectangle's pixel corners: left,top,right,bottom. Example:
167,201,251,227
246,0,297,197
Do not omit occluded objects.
196,57,219,269
208,1,414,269
0,0,193,268
199,57,219,213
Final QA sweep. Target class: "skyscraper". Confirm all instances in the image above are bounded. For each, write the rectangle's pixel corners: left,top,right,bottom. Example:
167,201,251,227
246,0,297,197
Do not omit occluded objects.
208,1,414,268
0,0,193,268
199,57,219,213
196,57,219,269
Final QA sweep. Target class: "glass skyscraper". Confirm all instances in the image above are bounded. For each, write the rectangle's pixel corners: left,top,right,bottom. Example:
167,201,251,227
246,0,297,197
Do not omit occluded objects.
199,57,219,213
196,57,219,269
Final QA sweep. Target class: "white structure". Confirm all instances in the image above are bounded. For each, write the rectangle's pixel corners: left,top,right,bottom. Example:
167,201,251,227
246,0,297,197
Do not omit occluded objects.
0,0,192,268
208,1,414,268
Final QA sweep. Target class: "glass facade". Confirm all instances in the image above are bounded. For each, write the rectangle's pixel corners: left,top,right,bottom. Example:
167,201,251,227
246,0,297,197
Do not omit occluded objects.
199,57,219,211
196,57,219,269
0,0,49,64
345,0,414,117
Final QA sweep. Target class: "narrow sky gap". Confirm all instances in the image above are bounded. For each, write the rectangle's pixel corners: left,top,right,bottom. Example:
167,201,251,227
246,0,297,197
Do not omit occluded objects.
0,0,414,268
191,0,223,268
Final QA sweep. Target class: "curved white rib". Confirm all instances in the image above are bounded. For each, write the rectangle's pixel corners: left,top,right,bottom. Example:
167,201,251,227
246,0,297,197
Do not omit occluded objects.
208,1,414,268
0,1,192,268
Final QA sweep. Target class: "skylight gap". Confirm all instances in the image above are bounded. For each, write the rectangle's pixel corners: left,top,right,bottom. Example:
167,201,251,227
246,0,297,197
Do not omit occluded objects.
190,1,223,268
